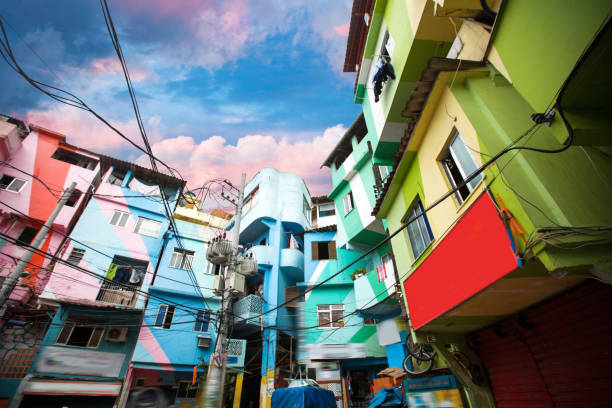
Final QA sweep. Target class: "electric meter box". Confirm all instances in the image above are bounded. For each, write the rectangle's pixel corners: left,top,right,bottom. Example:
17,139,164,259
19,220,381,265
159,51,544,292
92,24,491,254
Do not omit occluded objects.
228,272,245,294
213,275,223,295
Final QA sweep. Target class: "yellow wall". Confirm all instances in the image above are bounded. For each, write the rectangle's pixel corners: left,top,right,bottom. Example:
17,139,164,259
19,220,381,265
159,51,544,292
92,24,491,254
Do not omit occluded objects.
416,83,486,247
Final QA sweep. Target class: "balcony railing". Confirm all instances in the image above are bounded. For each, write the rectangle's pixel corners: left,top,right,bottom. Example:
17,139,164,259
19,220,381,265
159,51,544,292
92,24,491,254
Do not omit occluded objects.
233,295,263,325
226,338,247,367
96,282,140,307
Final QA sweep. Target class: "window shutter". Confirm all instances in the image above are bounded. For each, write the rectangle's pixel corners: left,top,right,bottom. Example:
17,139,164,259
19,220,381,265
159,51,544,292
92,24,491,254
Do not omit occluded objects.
87,327,105,348
56,325,73,344
328,242,337,259
311,241,319,260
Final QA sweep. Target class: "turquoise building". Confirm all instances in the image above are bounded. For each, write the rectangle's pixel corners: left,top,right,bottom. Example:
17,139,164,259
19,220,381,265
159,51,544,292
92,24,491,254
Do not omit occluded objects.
228,167,311,408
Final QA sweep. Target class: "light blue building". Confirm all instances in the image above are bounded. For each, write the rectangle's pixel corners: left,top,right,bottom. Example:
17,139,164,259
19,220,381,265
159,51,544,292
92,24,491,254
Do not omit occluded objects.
228,168,311,408
21,157,185,408
127,203,247,407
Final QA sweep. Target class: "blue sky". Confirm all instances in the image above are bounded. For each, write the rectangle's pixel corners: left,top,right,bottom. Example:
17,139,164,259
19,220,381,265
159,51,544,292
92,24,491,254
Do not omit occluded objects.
0,0,360,194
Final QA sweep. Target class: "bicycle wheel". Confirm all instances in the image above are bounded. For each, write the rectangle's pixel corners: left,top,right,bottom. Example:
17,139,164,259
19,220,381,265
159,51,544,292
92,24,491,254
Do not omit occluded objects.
407,342,436,361
403,354,433,376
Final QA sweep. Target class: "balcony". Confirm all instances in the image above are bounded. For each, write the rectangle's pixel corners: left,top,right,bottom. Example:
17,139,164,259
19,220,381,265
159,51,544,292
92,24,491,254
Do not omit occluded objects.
96,282,141,308
354,269,398,317
280,248,304,279
247,244,274,267
233,295,263,330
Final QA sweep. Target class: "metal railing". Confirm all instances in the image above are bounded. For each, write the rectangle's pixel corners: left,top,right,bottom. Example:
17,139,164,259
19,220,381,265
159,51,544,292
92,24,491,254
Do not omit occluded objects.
96,282,139,307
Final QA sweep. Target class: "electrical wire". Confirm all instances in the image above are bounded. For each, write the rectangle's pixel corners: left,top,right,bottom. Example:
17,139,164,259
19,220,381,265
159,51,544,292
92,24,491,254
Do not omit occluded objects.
0,231,212,317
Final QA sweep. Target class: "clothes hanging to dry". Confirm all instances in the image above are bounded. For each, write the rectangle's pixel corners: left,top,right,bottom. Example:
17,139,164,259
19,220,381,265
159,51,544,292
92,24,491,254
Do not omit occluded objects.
373,57,396,102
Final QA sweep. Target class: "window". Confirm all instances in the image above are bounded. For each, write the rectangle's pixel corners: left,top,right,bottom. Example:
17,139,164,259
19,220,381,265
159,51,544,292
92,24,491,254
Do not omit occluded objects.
376,165,390,182
303,196,311,222
67,248,85,265
342,192,354,215
176,381,198,399
317,304,344,328
381,252,394,278
364,317,377,326
312,241,336,260
134,378,146,388
51,148,97,170
318,203,335,217
441,131,483,204
242,186,259,214
404,199,433,260
134,217,161,237
169,248,194,270
55,323,104,348
109,210,129,227
194,309,211,332
64,189,82,207
154,304,175,329
107,168,126,186
0,175,27,193
16,227,39,246
206,263,224,276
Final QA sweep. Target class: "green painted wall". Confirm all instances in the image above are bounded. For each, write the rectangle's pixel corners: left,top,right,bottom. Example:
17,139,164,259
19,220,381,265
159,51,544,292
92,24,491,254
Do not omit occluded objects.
492,0,611,112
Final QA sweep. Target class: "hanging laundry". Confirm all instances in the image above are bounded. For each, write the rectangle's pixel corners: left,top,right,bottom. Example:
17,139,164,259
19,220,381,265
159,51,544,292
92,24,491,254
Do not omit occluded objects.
113,266,131,284
129,267,145,284
372,57,396,102
106,264,118,281
377,264,387,282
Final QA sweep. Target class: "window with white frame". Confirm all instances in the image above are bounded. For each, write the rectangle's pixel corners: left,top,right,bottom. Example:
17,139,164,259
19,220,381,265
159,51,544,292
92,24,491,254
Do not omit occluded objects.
317,304,345,328
342,192,354,215
381,252,394,280
67,248,85,265
134,217,161,237
376,165,390,182
0,175,27,193
109,210,129,227
154,304,175,329
206,262,224,276
169,248,194,270
55,322,104,348
404,199,433,260
440,131,483,204
194,309,211,332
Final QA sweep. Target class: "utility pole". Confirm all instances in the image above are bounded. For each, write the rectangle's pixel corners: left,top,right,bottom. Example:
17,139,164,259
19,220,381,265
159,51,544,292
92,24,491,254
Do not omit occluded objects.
201,173,246,408
0,182,76,308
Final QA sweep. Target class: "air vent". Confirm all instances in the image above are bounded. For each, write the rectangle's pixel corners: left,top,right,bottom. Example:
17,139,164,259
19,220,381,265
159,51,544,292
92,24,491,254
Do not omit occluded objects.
197,335,212,348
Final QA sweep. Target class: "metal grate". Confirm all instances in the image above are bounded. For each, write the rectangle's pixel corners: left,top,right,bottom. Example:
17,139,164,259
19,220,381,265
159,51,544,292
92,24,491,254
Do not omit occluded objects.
0,348,38,378
233,294,263,317
226,339,244,356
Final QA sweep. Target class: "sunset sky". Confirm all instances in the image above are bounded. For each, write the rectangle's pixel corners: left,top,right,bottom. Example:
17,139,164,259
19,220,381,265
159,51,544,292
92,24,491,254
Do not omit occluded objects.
0,0,360,196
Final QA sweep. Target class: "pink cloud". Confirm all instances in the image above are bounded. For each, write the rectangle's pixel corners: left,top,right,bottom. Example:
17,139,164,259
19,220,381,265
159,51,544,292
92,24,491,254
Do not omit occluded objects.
69,57,156,82
26,104,163,152
333,23,349,36
137,125,346,197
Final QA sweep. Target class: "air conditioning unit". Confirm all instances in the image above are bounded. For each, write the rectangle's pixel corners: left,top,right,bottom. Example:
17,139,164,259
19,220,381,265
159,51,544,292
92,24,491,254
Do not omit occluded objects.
228,272,245,295
197,334,212,348
106,327,128,342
